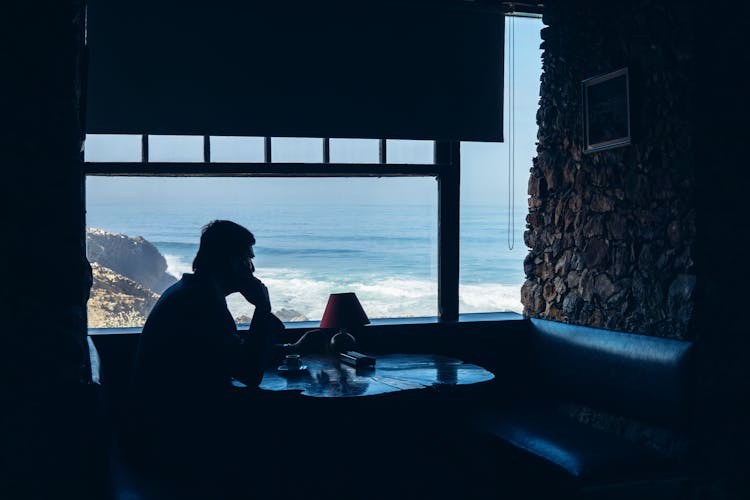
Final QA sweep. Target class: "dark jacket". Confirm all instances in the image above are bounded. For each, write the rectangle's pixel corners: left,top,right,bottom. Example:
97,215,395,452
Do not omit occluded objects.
131,272,283,420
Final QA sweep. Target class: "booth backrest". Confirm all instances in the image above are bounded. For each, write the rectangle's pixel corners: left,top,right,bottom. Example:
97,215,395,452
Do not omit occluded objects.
529,318,693,428
88,333,141,437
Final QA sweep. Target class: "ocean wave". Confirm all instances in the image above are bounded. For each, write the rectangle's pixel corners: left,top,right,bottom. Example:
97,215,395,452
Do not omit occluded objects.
163,253,193,279
459,283,523,314
224,269,523,321
152,241,199,250
258,247,364,256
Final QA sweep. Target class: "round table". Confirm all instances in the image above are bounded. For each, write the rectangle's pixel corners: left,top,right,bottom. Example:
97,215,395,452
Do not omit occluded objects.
256,353,495,398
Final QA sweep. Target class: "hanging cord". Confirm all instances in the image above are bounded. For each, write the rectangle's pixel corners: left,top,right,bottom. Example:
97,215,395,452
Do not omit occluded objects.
507,15,516,251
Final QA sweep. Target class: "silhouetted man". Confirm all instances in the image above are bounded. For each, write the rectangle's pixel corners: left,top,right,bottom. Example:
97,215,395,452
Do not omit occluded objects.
129,220,318,492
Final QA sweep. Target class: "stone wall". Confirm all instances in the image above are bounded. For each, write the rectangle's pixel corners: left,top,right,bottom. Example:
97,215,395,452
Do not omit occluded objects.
521,2,750,497
521,1,696,340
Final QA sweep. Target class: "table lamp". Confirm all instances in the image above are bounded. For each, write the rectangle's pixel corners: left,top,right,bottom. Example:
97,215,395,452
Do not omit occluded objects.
320,292,370,353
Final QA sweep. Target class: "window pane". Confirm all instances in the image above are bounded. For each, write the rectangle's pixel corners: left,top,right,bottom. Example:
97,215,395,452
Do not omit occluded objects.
210,136,265,162
386,139,434,164
86,176,437,327
84,134,141,162
148,135,204,162
459,16,543,315
271,137,323,163
329,139,380,163
460,142,528,314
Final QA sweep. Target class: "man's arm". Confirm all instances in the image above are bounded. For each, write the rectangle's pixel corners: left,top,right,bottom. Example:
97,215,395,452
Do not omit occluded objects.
238,274,271,313
230,310,283,387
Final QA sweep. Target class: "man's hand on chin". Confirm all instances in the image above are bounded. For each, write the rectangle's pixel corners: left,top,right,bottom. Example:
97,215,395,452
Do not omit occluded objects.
239,274,272,313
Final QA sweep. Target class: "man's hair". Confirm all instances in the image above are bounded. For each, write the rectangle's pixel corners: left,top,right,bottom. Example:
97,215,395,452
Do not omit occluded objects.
192,220,255,274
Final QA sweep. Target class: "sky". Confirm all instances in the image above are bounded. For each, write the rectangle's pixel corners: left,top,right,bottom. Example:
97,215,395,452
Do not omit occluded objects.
85,17,543,208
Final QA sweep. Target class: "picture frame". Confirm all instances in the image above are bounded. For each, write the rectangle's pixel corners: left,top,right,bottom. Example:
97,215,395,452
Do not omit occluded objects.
582,67,631,153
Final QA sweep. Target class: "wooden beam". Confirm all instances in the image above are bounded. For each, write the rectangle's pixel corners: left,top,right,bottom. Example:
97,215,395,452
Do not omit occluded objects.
84,162,443,177
436,141,460,322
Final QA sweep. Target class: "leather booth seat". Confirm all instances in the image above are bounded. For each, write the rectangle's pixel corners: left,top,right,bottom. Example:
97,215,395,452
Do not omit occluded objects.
470,318,694,498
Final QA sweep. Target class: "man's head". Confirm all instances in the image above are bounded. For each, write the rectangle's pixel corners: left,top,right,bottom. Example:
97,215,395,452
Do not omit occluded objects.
192,220,255,292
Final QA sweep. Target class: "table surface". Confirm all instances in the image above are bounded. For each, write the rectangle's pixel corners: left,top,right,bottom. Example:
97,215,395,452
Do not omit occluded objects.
252,353,495,398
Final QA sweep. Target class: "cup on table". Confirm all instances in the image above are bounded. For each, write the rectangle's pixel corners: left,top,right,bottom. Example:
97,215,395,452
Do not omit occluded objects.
285,354,302,370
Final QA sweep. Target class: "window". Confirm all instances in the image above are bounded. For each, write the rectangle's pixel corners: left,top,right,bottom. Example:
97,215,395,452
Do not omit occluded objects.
460,16,543,315
85,139,440,328
84,14,543,329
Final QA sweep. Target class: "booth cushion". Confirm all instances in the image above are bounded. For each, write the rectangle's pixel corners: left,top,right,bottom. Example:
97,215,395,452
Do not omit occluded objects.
529,318,693,427
472,407,677,486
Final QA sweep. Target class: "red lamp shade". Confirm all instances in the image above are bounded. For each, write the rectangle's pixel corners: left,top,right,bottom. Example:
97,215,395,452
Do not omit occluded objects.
320,292,370,329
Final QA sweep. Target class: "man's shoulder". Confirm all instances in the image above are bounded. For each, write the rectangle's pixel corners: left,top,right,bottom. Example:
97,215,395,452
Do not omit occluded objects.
149,273,228,321
160,273,215,300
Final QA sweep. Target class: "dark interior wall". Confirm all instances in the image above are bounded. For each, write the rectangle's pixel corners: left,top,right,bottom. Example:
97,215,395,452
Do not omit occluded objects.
4,0,90,388
522,0,696,340
690,1,750,497
2,2,104,498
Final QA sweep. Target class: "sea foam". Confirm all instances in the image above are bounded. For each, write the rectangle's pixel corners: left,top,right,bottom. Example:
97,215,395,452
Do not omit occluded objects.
226,267,523,322
164,253,192,279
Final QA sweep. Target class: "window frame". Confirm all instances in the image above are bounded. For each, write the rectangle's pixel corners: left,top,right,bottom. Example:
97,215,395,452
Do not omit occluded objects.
82,8,545,330
84,136,462,323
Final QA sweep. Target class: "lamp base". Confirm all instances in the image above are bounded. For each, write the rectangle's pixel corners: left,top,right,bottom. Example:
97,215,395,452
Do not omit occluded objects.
330,329,357,354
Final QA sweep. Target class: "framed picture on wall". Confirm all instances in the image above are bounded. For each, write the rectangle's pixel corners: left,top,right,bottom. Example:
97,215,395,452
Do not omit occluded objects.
582,67,631,153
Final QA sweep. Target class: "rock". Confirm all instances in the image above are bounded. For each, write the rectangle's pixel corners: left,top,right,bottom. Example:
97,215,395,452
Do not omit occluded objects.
554,250,572,275
569,192,582,213
571,252,585,271
562,291,582,317
87,228,177,294
612,245,632,278
582,214,605,237
608,280,631,310
579,270,595,301
234,315,253,324
528,175,545,198
589,307,605,327
666,219,682,245
668,274,696,318
524,253,537,277
550,236,564,258
274,308,309,322
583,238,608,268
526,210,541,227
545,304,563,321
87,263,160,328
521,281,544,315
590,194,614,212
638,244,655,273
540,262,554,280
543,280,557,302
544,162,561,191
594,273,616,300
554,197,565,225
524,229,536,249
566,269,581,289
607,213,628,240
236,310,310,324
554,276,567,296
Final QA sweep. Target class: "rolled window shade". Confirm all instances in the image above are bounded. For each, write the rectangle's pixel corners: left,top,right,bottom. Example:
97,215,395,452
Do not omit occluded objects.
85,0,504,142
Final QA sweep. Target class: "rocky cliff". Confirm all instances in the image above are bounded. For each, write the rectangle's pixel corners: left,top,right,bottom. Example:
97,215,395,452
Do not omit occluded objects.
86,228,309,327
86,228,176,294
88,263,160,328
86,228,176,327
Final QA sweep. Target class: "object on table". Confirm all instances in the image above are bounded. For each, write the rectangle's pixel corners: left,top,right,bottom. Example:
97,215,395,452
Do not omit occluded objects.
320,292,370,353
339,351,376,368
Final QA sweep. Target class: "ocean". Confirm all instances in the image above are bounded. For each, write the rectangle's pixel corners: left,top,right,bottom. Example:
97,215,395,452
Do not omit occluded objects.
86,197,527,321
